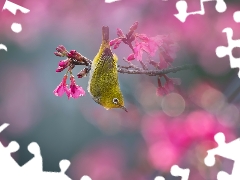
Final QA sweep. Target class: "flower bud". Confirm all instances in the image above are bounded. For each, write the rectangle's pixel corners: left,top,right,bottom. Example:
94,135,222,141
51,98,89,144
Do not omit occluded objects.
117,28,125,37
56,45,67,52
113,39,122,49
127,53,135,61
59,59,69,67
54,52,63,57
55,45,68,57
77,68,88,78
56,66,65,72
129,21,138,31
129,34,135,42
110,38,120,46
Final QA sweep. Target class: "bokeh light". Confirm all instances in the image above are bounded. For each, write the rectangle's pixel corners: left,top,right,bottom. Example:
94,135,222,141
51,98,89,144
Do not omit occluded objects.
0,0,240,179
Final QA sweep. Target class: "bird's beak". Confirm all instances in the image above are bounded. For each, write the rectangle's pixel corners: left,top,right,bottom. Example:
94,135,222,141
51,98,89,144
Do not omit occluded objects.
121,106,128,112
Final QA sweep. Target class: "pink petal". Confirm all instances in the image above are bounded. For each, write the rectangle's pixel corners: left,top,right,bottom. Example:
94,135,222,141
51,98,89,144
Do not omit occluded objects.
53,83,65,96
142,41,157,57
64,85,71,99
127,53,135,61
150,35,164,47
156,86,168,96
136,33,149,41
69,75,85,99
158,54,169,69
134,47,143,61
70,85,85,98
53,75,70,97
165,80,174,92
133,43,144,61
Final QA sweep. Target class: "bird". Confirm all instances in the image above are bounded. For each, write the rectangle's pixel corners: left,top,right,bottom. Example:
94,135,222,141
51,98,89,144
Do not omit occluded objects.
87,26,127,112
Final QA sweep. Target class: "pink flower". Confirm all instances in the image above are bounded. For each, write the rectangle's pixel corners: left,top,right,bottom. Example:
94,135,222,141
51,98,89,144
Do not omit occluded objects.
70,75,85,98
53,75,71,98
134,34,179,66
133,35,164,61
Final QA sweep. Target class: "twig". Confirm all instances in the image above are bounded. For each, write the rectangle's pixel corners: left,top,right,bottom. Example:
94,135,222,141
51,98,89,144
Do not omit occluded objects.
121,58,143,71
140,61,148,70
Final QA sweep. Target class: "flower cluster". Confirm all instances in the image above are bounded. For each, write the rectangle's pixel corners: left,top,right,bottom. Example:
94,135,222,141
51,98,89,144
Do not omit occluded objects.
110,22,179,68
53,74,85,99
53,45,89,99
53,22,184,100
110,22,180,96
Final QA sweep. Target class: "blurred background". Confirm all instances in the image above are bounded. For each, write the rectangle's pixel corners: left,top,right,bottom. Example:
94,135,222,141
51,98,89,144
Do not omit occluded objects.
0,0,240,179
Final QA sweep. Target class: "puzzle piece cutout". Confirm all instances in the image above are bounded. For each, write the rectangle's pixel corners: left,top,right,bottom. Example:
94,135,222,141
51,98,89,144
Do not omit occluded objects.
215,26,240,78
154,165,190,180
174,0,227,22
0,123,92,180
233,11,240,23
2,0,30,33
81,176,92,180
204,132,240,180
105,0,120,3
21,142,42,173
0,123,9,132
0,140,21,179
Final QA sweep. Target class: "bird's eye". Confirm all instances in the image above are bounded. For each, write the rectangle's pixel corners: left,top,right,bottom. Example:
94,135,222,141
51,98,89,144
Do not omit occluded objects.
113,98,119,104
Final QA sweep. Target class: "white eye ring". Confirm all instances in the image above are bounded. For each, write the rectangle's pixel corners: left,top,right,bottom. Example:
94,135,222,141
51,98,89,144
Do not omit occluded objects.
113,98,119,104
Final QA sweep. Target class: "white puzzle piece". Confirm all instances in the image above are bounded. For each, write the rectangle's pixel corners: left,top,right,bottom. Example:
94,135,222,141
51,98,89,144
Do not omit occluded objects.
2,0,30,33
205,132,240,180
216,27,240,78
2,0,30,15
0,44,7,51
154,165,190,180
175,0,227,22
0,123,92,180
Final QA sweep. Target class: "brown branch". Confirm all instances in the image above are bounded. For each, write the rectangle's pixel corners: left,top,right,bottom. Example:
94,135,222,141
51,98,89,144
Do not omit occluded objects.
117,64,196,76
55,45,196,77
